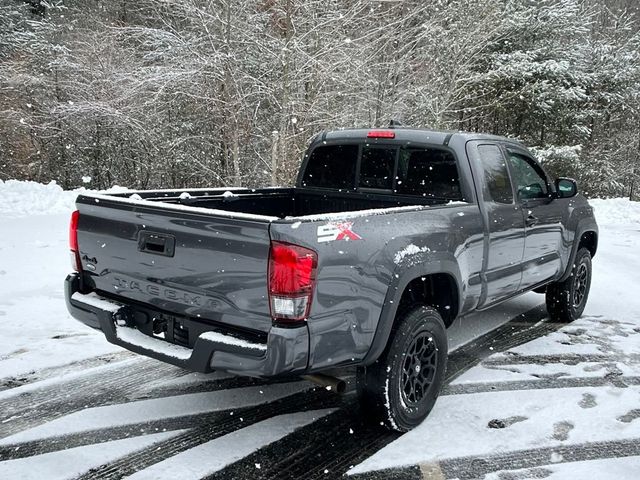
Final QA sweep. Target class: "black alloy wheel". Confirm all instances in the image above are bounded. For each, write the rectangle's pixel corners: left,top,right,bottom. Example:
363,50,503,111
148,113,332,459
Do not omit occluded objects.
546,247,592,322
357,305,448,432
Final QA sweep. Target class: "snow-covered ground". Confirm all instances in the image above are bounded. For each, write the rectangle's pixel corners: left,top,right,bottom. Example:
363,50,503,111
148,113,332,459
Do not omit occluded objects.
1,179,639,479
0,181,124,382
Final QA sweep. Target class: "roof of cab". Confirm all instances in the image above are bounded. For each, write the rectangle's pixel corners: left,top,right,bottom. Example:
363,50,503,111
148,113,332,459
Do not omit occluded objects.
319,128,522,147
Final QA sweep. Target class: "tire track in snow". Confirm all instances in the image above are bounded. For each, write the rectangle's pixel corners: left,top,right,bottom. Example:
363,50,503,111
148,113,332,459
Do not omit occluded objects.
0,431,184,480
444,305,560,383
438,437,640,479
73,388,340,480
0,351,133,392
0,358,187,438
0,305,589,478
127,409,337,480
483,353,640,366
207,400,399,480
0,359,274,439
0,382,315,460
210,306,565,480
86,308,562,479
442,375,640,395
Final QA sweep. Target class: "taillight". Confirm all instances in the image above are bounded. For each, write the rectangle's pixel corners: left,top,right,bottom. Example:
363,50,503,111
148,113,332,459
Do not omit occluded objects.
268,241,317,323
367,130,395,139
69,210,82,272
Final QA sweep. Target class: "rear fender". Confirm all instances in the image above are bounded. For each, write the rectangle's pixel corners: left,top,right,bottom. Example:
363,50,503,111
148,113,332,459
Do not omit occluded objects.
361,252,462,365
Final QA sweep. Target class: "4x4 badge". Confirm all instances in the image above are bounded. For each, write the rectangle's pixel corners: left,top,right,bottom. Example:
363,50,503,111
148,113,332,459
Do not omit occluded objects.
317,221,362,243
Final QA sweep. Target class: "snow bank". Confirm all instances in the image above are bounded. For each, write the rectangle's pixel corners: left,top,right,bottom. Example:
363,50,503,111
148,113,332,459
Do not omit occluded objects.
0,180,83,218
589,198,640,226
0,180,134,219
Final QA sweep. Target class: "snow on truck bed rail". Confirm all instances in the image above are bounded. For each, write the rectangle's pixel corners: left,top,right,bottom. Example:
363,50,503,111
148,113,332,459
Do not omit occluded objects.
283,204,431,222
80,192,280,222
82,191,463,223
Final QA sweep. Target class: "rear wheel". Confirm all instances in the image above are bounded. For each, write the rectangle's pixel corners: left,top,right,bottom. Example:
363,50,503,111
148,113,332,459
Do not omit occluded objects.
357,306,447,432
546,247,592,322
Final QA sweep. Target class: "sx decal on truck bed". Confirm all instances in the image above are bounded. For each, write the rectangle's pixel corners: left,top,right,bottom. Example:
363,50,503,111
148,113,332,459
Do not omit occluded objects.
317,221,362,243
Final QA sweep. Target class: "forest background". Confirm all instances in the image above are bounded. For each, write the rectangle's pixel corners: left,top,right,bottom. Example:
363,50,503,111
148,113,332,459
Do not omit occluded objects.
1,0,639,199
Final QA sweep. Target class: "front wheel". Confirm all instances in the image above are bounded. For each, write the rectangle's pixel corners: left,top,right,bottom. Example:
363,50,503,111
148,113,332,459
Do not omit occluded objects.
546,247,592,322
357,306,448,432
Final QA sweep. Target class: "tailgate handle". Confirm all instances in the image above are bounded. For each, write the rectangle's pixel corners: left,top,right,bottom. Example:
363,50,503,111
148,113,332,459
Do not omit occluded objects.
138,232,176,257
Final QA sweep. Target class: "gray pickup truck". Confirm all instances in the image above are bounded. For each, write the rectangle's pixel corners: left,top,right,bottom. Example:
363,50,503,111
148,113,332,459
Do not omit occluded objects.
65,128,598,431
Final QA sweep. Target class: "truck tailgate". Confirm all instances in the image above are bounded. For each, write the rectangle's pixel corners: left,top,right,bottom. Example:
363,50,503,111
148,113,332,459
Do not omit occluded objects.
75,196,273,334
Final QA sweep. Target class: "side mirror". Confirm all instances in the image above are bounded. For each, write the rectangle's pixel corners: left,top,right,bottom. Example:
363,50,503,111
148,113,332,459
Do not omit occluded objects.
555,178,578,198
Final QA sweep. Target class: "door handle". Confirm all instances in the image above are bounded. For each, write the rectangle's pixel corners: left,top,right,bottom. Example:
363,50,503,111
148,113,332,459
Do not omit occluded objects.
526,215,539,227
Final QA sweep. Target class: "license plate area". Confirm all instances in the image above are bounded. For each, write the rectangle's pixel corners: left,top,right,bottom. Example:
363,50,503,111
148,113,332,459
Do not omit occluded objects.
151,313,191,348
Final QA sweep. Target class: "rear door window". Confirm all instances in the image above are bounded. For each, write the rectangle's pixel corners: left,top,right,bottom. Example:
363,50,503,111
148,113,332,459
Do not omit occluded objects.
301,144,358,189
396,147,461,199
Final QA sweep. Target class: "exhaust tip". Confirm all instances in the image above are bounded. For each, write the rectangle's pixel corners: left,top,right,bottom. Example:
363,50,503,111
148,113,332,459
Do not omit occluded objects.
334,379,347,394
302,374,347,394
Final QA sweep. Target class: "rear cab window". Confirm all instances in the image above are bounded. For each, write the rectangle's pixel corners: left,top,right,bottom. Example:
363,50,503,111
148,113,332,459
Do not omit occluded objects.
359,147,396,189
301,142,463,200
300,144,358,189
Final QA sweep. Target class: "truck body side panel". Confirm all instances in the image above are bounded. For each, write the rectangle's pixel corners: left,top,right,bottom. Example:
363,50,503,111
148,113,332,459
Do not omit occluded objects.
270,203,485,371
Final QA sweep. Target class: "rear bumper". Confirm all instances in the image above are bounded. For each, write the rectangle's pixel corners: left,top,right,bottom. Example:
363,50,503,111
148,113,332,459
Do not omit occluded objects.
64,273,309,377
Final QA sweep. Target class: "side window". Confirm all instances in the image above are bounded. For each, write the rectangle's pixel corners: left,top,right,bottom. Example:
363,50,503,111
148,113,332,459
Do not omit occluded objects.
301,144,358,189
359,146,396,189
477,144,513,204
508,153,549,201
396,147,462,199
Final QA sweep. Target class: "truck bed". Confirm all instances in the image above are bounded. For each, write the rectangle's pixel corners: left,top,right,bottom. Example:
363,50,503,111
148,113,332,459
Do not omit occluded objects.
71,185,458,349
96,187,451,220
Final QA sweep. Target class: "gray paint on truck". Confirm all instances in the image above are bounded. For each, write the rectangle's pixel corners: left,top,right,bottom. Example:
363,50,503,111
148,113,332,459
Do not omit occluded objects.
65,128,598,378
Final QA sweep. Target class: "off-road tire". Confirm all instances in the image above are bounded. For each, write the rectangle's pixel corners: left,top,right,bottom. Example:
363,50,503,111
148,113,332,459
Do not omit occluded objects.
546,247,592,322
356,306,448,432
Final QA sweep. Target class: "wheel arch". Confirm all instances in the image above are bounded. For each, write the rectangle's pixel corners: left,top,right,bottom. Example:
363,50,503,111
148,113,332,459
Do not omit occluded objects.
362,258,462,365
396,274,459,328
578,230,598,258
559,223,598,282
